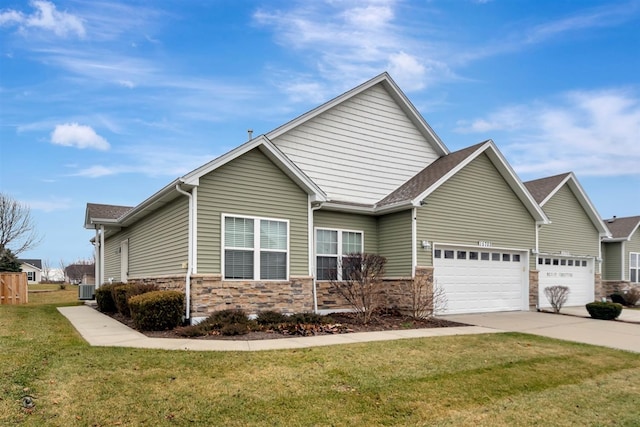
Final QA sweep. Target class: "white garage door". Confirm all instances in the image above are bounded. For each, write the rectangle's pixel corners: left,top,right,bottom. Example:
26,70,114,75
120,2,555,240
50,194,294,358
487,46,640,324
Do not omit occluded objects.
433,246,527,315
538,256,594,308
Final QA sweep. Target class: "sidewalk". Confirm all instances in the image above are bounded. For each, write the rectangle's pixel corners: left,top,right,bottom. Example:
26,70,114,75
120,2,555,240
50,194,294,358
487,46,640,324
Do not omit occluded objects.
57,305,499,352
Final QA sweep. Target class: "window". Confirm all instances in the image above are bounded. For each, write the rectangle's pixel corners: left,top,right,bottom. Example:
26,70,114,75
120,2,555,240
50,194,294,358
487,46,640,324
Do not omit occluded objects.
630,253,639,283
26,271,35,281
469,251,479,260
434,249,442,259
457,251,467,260
316,228,363,280
502,253,511,262
512,254,520,262
444,250,455,259
481,252,490,261
224,215,288,280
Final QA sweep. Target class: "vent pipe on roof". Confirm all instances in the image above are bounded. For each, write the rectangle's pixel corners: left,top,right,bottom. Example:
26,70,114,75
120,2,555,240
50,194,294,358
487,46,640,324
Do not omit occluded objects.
247,129,253,140
608,216,617,223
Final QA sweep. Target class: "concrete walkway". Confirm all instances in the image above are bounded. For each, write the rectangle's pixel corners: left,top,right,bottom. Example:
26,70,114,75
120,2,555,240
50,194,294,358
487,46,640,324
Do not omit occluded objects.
57,305,640,353
56,305,499,352
442,307,640,353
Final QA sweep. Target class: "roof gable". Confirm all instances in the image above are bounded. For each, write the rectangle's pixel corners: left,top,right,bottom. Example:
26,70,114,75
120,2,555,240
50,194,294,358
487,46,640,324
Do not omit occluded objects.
377,140,549,223
84,203,133,228
267,72,449,156
267,73,450,205
524,172,610,237
604,215,640,241
18,259,42,270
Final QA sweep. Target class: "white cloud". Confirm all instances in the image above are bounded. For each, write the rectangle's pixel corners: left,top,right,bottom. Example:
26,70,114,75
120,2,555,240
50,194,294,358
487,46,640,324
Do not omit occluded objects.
72,165,116,178
25,197,72,212
253,1,455,97
51,123,110,150
456,89,640,177
0,0,85,38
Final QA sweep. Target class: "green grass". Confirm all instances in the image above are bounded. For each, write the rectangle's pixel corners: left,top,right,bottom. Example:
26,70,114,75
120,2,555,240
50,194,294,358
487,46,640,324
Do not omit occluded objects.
1,289,639,426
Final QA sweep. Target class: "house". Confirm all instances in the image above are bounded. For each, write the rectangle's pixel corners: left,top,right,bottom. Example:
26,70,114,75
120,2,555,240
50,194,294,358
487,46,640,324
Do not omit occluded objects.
86,73,556,322
64,263,96,284
524,173,610,308
601,215,640,291
18,259,42,284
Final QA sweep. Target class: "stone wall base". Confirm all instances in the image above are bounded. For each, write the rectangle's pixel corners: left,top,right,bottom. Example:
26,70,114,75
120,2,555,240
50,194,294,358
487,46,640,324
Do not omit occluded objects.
128,274,314,319
601,280,633,297
529,270,539,309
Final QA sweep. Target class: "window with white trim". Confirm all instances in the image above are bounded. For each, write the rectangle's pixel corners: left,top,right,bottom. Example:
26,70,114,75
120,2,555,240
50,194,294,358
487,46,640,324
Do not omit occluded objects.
631,252,639,283
316,228,363,280
26,271,35,281
223,215,288,280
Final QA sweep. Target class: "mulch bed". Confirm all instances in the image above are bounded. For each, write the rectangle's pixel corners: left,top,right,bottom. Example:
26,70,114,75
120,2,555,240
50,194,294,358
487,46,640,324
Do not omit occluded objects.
102,308,469,341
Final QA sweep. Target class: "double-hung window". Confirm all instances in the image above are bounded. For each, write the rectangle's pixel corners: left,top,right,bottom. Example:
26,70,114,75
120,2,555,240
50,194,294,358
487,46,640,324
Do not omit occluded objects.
26,271,35,281
224,215,288,280
631,253,639,283
316,228,363,280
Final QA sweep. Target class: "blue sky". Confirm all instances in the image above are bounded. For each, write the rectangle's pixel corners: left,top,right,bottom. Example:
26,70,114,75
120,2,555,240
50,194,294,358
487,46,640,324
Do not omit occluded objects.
1,0,639,266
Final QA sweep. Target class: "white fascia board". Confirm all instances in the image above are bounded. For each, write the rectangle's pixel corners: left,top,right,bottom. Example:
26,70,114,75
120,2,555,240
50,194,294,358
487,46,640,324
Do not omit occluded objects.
266,72,449,157
539,172,611,237
482,141,549,224
410,142,489,206
321,200,414,216
181,136,326,202
411,140,549,224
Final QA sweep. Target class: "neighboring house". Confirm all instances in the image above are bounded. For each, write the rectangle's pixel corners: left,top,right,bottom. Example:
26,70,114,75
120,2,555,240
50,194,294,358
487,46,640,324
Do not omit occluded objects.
18,259,42,284
86,72,557,322
524,173,610,308
64,263,96,284
601,215,640,291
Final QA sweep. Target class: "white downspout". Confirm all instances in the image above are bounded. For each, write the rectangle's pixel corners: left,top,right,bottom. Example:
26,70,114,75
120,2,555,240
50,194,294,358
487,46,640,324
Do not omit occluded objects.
411,207,417,277
94,228,100,288
100,225,105,286
309,197,323,313
176,182,193,322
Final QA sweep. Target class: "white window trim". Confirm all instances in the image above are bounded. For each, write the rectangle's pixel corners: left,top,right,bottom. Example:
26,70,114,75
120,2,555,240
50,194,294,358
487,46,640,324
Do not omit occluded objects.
221,213,290,281
314,227,364,281
630,252,640,283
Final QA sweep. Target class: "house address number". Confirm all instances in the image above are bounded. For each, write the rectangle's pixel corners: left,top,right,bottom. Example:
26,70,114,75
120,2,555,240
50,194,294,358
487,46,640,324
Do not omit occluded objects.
478,241,492,247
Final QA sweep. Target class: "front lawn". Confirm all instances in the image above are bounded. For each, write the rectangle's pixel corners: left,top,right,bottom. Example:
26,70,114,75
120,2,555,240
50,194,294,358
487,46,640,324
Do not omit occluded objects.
1,289,639,426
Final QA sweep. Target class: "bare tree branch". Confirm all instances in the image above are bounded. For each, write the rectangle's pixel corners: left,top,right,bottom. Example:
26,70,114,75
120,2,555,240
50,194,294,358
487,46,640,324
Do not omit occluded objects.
0,193,42,255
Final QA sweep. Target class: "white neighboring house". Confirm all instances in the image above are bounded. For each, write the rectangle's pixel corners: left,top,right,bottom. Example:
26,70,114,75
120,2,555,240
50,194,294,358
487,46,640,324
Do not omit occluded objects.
18,259,43,284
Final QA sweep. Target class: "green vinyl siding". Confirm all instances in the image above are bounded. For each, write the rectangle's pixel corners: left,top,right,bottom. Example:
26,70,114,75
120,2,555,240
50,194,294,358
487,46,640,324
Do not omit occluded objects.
625,231,640,281
313,210,378,254
417,153,536,268
197,148,308,275
104,230,130,282
602,242,623,281
538,185,599,256
127,197,189,277
378,210,412,277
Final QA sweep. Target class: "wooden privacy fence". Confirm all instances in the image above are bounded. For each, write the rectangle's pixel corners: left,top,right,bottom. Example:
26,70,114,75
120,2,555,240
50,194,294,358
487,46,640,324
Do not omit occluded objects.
0,272,28,305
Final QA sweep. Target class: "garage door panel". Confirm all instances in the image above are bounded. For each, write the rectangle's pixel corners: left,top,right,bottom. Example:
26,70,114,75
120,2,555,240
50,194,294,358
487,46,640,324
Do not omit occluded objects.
434,246,526,314
538,256,594,308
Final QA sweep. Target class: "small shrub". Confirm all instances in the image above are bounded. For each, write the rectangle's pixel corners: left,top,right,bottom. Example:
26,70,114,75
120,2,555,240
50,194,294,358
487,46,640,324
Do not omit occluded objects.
288,312,331,325
544,285,570,313
129,290,184,331
59,283,67,290
585,301,623,320
111,283,159,317
178,309,255,337
95,283,118,313
256,310,288,326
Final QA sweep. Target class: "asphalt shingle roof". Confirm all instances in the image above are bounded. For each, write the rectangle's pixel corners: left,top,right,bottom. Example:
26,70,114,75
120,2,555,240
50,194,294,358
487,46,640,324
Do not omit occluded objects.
604,215,640,239
86,203,133,221
523,172,571,204
377,142,485,207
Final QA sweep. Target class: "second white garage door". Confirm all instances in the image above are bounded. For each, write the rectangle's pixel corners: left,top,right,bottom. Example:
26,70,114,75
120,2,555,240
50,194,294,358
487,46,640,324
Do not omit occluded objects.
537,256,595,308
433,246,527,315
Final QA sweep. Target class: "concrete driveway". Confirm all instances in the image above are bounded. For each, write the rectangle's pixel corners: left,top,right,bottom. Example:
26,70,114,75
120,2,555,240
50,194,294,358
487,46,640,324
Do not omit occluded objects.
441,308,640,353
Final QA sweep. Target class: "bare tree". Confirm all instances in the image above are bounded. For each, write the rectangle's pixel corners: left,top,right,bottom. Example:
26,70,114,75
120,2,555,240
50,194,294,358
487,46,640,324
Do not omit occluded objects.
329,253,387,324
401,271,448,319
0,193,42,255
41,258,52,282
544,285,570,313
